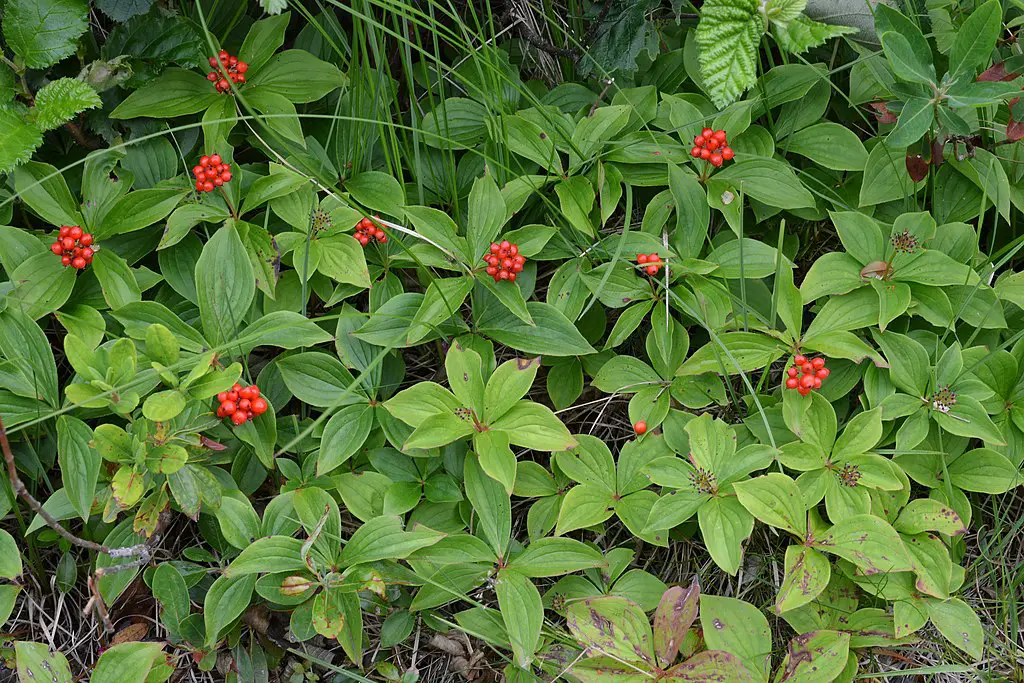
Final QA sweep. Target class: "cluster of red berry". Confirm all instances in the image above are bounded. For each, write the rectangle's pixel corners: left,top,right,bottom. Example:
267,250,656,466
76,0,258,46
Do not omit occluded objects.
354,216,387,246
784,355,830,396
206,51,248,93
49,226,95,269
192,155,232,193
484,240,525,283
690,128,734,168
636,253,663,276
216,383,268,425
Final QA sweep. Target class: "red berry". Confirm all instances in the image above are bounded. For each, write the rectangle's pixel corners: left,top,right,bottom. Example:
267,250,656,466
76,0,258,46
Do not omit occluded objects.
707,138,720,151
700,149,711,160
217,392,229,402
646,265,658,275
648,254,660,263
490,243,500,253
801,375,815,389
500,240,510,251
213,178,224,187
691,147,702,157
238,387,253,401
50,242,63,255
210,154,222,165
816,368,830,379
637,253,648,264
237,62,248,74
509,245,518,256
200,155,210,166
507,272,516,282
511,262,522,272
238,399,251,412
61,237,75,251
81,247,93,259
812,357,825,370
218,50,229,61
785,378,799,389
221,401,237,414
220,171,232,183
61,255,71,266
709,155,723,167
69,226,83,240
634,420,647,435
787,367,798,378
218,79,229,90
713,130,727,142
514,255,525,265
801,363,813,375
721,147,734,161
486,266,497,276
701,128,713,138
203,182,214,192
813,377,822,389
499,270,510,280
80,234,93,247
251,398,267,415
84,253,93,264
59,226,70,237
694,135,705,146
798,386,811,396
71,257,86,269
794,355,807,365
231,411,247,426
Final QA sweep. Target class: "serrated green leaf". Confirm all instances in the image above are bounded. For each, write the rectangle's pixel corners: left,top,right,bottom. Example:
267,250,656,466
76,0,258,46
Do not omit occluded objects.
32,78,101,131
696,0,763,108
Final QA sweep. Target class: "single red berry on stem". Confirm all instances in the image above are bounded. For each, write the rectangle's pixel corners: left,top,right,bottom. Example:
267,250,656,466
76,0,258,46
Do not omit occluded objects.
634,420,647,435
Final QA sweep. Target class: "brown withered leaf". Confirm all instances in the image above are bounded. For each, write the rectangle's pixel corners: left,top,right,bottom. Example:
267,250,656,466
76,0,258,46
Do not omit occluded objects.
652,579,700,669
869,101,897,124
1008,98,1024,142
977,62,1018,82
860,261,893,281
111,621,149,645
905,155,929,182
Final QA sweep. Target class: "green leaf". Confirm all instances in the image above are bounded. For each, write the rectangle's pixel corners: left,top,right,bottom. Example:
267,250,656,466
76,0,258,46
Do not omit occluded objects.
785,122,868,171
16,642,72,683
467,173,506,267
566,595,655,666
239,13,290,75
665,650,760,682
926,597,983,660
491,401,577,452
56,416,100,522
484,356,541,423
947,448,1016,493
887,97,933,147
346,171,405,218
893,499,966,536
0,308,59,406
3,0,87,68
678,332,783,376
195,223,255,347
91,642,166,683
246,49,347,103
225,536,305,576
95,520,146,603
713,157,815,209
316,234,371,288
339,515,444,567
464,454,511,558
668,164,710,258
696,0,763,108
880,30,936,84
96,188,188,239
8,253,76,320
0,530,22,579
706,237,790,279
734,473,807,537
508,537,605,577
277,352,362,408
555,484,615,535
699,496,754,575
111,68,219,119
474,429,517,494
775,546,831,614
32,78,101,131
949,0,1001,81
496,569,544,669
246,86,304,146
554,176,595,236
859,142,922,207
477,302,596,357
699,595,771,679
14,161,82,227
407,277,473,344
318,403,374,475
0,109,42,174
204,574,257,648
91,250,142,310
773,15,857,55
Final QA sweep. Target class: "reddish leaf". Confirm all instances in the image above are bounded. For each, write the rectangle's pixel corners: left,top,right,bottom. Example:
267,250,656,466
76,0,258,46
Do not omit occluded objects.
860,260,893,281
869,101,897,124
977,62,1017,82
201,435,228,451
1008,98,1024,142
905,155,929,182
653,579,700,669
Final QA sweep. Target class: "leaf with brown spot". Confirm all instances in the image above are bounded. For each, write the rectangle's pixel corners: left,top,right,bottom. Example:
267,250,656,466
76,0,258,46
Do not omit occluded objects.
894,498,967,536
775,546,830,614
664,650,760,682
653,579,699,669
312,589,346,639
566,596,655,669
774,630,850,682
814,514,914,575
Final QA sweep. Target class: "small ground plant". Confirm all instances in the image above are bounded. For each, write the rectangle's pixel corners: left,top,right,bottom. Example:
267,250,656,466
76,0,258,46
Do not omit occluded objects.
0,0,1022,681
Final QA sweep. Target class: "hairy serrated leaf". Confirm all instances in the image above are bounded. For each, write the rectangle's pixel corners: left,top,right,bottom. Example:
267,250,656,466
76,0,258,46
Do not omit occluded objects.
0,108,42,174
696,0,764,108
32,78,101,131
773,14,858,54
